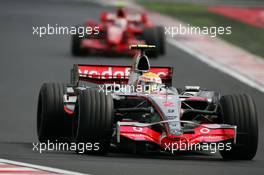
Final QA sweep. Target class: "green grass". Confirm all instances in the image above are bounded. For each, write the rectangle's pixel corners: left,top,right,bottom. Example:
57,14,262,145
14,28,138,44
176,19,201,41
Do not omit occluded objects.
138,1,264,58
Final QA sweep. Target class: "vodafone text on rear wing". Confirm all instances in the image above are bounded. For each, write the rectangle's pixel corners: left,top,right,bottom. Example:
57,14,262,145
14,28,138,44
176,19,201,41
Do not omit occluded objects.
70,64,173,86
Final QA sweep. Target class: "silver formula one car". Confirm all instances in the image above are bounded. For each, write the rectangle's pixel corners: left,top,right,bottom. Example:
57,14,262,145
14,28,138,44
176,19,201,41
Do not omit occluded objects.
37,45,258,160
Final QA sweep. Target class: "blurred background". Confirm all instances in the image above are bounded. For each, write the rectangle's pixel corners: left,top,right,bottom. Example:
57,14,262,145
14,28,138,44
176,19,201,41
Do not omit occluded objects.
138,0,264,57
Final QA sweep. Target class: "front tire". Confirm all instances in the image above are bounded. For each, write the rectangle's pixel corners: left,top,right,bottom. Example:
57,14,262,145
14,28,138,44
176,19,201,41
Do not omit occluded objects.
219,94,258,160
72,89,114,154
37,83,71,142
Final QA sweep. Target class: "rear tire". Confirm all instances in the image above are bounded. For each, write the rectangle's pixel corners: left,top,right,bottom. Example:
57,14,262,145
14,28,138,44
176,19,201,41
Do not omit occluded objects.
143,28,159,58
155,26,165,55
37,83,72,142
71,25,86,56
219,94,258,160
72,89,114,154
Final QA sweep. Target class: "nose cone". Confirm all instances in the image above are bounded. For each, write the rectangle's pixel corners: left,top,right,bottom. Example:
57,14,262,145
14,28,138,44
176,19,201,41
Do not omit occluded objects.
107,26,123,45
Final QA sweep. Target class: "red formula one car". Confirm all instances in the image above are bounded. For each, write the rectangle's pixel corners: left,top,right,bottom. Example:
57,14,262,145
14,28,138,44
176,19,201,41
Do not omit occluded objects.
71,8,165,57
38,45,258,160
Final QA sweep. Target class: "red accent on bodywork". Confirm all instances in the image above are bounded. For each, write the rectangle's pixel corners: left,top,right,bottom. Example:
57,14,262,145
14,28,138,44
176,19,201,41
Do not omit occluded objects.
120,125,235,150
100,11,109,22
160,125,235,150
64,105,74,116
76,64,173,85
163,101,174,107
120,126,161,144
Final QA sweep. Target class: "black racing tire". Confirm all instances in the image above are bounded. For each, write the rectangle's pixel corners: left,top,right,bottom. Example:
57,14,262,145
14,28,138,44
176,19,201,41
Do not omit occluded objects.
143,28,159,58
71,25,86,56
155,26,165,55
219,94,258,160
71,33,84,56
72,89,114,154
37,83,72,142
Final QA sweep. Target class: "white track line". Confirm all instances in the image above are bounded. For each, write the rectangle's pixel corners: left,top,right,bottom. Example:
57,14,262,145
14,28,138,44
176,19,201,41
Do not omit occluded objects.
167,38,264,93
0,158,90,175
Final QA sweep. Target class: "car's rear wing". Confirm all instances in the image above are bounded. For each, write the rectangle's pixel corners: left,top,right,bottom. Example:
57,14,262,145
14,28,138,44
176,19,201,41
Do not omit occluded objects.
71,64,173,86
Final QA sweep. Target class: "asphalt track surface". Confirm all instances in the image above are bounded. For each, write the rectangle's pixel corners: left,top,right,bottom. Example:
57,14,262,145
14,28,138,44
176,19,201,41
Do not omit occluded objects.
0,0,263,174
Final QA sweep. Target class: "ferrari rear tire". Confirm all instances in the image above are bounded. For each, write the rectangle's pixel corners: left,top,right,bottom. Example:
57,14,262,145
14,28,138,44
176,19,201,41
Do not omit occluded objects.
37,83,72,142
71,25,86,56
73,89,114,154
219,94,258,160
143,28,159,58
155,26,165,55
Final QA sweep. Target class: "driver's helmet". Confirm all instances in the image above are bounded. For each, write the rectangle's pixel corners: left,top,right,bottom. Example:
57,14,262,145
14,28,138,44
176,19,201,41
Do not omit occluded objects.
137,72,162,93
